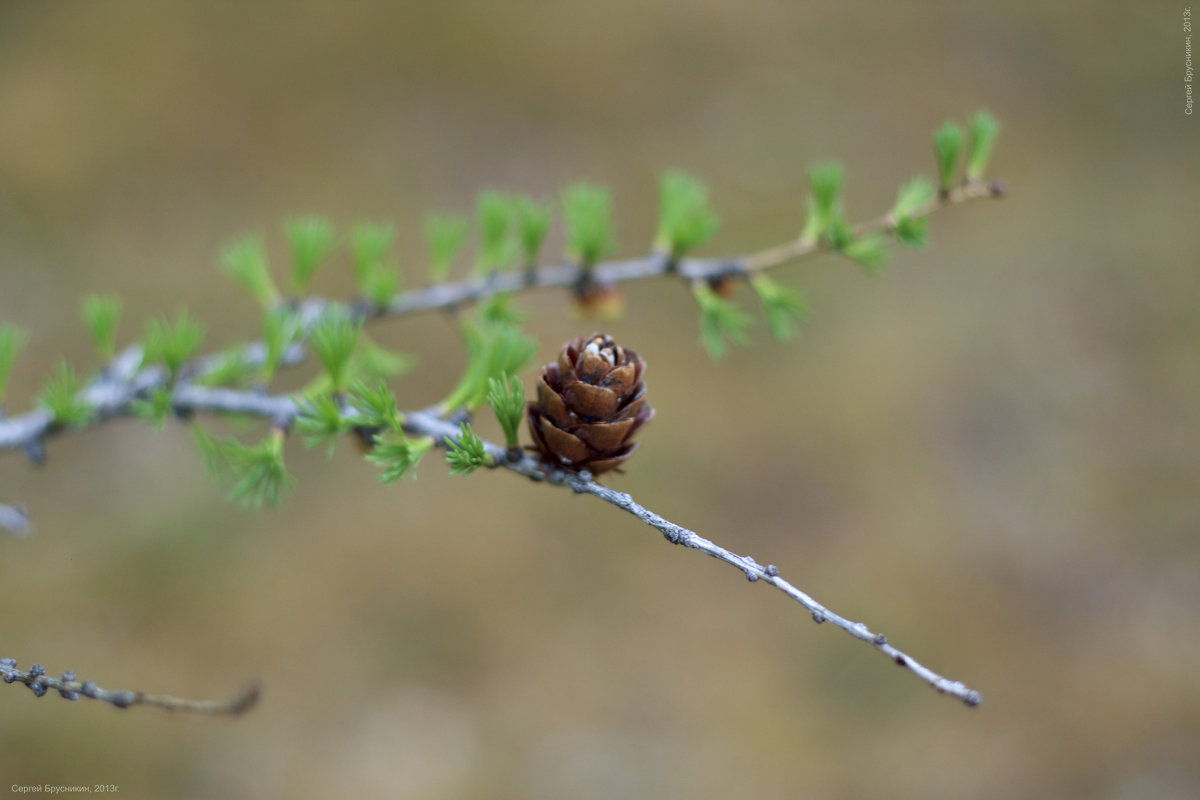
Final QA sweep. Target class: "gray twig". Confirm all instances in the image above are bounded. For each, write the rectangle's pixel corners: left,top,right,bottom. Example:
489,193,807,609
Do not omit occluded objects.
0,184,997,708
1,658,259,715
401,408,983,707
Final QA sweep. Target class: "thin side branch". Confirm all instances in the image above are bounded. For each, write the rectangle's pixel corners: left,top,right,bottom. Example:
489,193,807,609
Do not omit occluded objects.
0,181,998,459
401,408,982,707
383,180,999,319
1,357,984,705
1,658,260,715
0,184,997,708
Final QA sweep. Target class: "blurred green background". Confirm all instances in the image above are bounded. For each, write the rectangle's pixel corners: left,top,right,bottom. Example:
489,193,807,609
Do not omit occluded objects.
1,1,1197,798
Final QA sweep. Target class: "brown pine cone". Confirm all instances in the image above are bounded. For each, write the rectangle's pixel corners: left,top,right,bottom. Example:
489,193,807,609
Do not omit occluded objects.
527,333,654,475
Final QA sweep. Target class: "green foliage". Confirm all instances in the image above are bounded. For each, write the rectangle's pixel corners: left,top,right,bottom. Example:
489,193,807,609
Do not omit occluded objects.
893,216,929,248
130,386,173,431
477,293,527,327
514,196,552,267
194,345,256,388
475,191,517,274
37,359,93,427
294,392,352,456
842,233,890,275
0,323,29,405
966,110,1000,181
751,276,807,341
261,307,303,383
351,335,414,384
366,431,433,483
486,373,525,451
693,282,752,359
425,213,469,283
349,222,399,307
308,308,361,394
301,331,412,398
441,319,537,412
933,122,965,193
562,183,616,267
81,295,123,361
348,379,403,432
890,177,937,249
193,427,293,509
220,235,280,309
802,162,845,243
444,422,489,476
654,171,720,257
892,176,937,220
284,215,337,293
141,310,206,377
826,216,854,251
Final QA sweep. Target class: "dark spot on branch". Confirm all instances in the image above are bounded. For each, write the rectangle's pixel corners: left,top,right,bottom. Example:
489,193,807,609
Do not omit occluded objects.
893,654,907,667
25,439,46,467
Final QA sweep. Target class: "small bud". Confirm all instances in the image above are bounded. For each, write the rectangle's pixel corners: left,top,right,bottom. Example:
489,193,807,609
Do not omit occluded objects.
58,670,79,700
706,275,738,299
572,281,624,320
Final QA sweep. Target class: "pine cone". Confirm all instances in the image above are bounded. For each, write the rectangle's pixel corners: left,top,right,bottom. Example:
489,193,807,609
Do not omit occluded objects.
527,333,654,475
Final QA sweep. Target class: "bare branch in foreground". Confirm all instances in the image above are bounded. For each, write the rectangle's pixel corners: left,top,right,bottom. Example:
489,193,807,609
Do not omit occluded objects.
7,373,985,705
1,658,260,715
401,408,984,708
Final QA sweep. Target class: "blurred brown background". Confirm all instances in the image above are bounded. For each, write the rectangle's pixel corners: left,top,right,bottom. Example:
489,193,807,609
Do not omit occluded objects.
1,1,1197,798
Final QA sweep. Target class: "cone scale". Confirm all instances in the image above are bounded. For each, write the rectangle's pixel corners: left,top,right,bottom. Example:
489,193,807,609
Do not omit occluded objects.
526,333,654,475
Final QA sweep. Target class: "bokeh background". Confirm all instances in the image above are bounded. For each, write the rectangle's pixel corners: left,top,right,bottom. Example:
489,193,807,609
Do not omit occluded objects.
1,2,1197,798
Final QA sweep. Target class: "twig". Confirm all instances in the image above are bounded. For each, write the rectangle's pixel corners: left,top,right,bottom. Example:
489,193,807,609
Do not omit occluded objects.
382,181,998,319
0,186,997,707
0,502,31,537
1,658,260,715
0,183,998,458
401,408,983,707
4,378,984,704
4,363,983,705
743,178,1000,271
